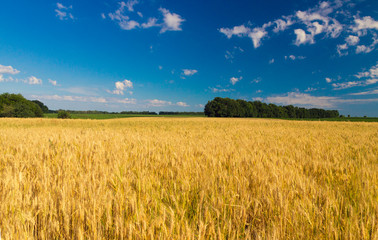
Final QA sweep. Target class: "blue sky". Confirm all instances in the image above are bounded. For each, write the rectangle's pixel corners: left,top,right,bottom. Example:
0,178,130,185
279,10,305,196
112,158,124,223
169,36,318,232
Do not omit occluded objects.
0,0,377,116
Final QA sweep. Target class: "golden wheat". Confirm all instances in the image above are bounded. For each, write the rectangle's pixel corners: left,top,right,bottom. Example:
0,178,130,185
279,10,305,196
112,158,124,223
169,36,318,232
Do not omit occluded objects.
0,118,377,239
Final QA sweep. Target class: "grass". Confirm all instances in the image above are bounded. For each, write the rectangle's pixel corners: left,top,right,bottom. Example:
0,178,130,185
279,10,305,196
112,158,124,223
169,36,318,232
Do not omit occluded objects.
0,118,377,239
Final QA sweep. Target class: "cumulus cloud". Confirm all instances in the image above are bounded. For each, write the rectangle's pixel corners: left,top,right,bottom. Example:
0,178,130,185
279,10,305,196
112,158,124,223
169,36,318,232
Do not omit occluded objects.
108,79,133,95
219,25,250,38
331,63,378,89
294,29,314,45
147,99,172,107
27,76,42,85
325,77,332,83
249,28,268,48
55,3,74,20
218,0,358,51
273,17,294,33
345,35,360,45
176,102,189,107
230,76,242,85
352,16,378,33
337,32,378,56
0,64,20,75
141,17,159,28
108,1,140,30
269,58,275,64
182,69,198,76
219,25,267,48
107,3,184,33
159,8,185,33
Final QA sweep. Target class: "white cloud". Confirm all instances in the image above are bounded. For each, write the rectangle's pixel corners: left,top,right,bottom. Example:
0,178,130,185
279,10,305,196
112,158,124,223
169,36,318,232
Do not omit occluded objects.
32,95,108,103
158,65,163,70
125,0,139,12
27,76,42,85
55,3,74,20
249,28,268,48
256,90,263,93
107,4,184,33
338,33,377,56
57,2,71,10
109,79,133,95
337,43,349,56
141,17,159,28
219,25,250,38
269,58,275,64
345,35,360,45
352,16,378,33
356,45,373,54
119,20,140,30
147,99,172,107
273,17,293,33
210,87,234,93
101,13,106,19
325,77,332,83
267,92,338,108
48,79,57,86
332,63,378,89
285,55,306,60
159,8,185,33
349,89,378,95
332,81,361,89
182,69,198,76
294,29,314,45
220,0,346,49
0,64,20,75
219,25,267,48
230,76,242,85
111,98,136,104
176,102,189,107
266,91,378,108
355,36,378,54
108,2,140,30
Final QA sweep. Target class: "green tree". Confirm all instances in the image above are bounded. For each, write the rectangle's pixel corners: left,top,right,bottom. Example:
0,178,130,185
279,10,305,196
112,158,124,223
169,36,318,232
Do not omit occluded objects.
57,110,71,119
32,100,49,113
0,93,43,118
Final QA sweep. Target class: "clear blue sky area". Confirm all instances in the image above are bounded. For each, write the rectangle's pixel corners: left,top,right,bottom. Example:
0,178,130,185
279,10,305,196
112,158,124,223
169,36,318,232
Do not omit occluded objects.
0,0,377,116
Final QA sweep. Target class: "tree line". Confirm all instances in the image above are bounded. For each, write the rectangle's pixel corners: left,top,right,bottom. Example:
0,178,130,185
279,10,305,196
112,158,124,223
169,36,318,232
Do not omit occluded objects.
204,97,340,118
0,93,48,118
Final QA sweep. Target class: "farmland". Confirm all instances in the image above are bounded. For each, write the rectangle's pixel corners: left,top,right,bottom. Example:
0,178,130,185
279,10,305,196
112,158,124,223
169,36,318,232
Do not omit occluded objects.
0,118,377,239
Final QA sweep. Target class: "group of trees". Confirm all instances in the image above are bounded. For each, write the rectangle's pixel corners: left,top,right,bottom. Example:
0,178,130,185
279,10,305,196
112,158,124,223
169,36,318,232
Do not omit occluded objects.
205,97,340,119
0,93,48,118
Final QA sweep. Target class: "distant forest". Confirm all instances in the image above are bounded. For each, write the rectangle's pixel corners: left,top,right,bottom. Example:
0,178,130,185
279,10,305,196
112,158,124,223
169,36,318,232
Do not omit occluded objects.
205,97,340,118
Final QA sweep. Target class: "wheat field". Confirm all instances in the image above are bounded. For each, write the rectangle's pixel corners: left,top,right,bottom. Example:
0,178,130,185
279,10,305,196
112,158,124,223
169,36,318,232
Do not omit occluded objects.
0,118,377,239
